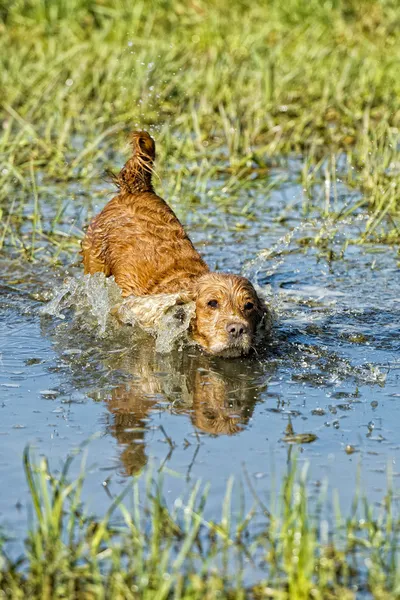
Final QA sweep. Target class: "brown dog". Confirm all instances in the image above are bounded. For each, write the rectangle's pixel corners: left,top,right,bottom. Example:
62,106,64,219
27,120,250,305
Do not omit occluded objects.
81,131,269,356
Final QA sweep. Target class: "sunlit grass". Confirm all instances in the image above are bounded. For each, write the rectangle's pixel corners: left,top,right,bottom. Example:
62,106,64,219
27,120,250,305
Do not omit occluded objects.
0,0,400,260
0,447,399,598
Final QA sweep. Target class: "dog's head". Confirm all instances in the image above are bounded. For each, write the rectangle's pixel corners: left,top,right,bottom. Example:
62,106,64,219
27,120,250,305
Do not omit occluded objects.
185,273,269,357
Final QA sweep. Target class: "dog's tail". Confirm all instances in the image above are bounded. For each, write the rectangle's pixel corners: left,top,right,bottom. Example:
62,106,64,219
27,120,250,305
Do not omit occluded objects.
108,131,156,194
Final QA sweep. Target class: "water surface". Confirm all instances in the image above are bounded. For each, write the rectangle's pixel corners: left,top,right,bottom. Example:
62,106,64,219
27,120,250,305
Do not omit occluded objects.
1,165,399,547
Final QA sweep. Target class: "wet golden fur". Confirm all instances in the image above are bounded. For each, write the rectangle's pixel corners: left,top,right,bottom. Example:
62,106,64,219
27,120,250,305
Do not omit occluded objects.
82,131,268,356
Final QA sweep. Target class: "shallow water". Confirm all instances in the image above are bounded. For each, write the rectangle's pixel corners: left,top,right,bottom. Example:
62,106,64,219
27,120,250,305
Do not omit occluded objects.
0,166,399,558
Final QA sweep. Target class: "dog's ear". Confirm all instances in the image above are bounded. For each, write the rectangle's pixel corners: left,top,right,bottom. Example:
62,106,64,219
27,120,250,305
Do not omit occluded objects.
256,297,273,332
111,292,196,331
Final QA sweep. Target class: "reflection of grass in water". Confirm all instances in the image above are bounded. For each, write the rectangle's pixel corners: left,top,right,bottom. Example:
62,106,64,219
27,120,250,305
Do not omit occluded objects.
1,0,400,260
0,447,399,598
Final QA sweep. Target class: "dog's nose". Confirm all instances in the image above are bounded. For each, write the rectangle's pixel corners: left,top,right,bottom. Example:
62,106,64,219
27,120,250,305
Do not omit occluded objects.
226,322,247,338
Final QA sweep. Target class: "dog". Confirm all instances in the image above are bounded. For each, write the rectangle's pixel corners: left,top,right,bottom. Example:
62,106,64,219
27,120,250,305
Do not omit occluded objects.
81,131,270,357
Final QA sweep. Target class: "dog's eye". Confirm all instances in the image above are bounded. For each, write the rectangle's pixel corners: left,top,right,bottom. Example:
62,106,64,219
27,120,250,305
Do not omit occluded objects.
207,299,219,308
244,302,254,310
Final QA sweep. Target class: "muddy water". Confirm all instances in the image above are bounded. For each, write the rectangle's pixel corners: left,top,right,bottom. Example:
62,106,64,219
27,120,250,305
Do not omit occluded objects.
0,168,399,546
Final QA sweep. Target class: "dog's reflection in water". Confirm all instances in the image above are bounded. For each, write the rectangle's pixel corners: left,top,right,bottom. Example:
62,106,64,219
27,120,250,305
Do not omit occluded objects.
103,348,271,476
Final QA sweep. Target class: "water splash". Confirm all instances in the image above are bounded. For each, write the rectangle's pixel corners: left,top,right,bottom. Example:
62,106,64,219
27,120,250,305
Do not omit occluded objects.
42,273,122,335
242,214,368,283
42,273,195,352
41,215,380,360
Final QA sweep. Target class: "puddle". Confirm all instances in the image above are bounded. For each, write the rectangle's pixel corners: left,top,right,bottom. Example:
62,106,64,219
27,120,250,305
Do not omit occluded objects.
0,164,399,551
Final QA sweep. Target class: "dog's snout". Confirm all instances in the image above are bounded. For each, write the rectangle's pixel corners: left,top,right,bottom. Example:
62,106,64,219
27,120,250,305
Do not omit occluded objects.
226,322,247,338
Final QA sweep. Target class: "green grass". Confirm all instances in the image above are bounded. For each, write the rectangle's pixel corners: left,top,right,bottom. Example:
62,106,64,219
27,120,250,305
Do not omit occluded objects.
0,0,400,261
1,447,400,599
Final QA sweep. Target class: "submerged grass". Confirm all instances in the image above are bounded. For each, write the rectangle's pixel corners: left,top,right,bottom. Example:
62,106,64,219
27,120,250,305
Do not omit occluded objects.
1,0,400,259
0,448,400,599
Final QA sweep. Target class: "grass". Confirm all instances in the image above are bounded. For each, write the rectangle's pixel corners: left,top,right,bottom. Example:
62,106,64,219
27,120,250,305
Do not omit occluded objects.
0,0,400,261
0,447,399,599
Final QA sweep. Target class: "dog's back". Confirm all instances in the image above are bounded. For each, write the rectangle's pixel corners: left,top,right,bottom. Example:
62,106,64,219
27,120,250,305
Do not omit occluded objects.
81,131,209,297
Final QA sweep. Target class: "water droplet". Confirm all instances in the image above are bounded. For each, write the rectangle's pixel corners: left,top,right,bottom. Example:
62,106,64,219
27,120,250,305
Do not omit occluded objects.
345,444,356,454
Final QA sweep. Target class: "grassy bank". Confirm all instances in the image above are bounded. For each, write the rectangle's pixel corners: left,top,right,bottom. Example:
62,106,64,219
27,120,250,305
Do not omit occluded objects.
0,448,399,599
0,0,400,259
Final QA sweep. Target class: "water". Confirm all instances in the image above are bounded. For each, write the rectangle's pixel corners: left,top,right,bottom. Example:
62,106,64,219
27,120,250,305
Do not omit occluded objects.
0,166,399,555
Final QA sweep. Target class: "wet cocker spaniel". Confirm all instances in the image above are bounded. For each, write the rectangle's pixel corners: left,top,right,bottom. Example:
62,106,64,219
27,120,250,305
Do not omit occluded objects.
81,131,270,357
